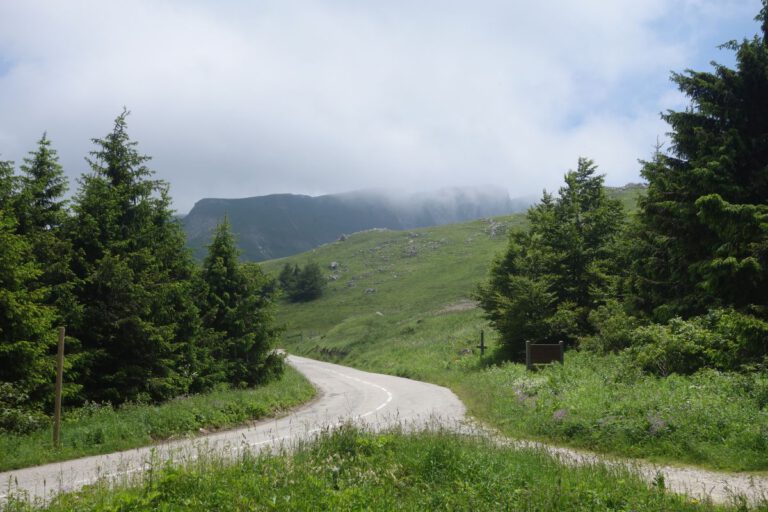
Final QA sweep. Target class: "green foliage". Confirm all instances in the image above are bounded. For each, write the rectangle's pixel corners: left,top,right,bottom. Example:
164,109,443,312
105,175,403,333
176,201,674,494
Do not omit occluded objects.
0,383,48,435
6,427,743,511
629,310,768,376
0,208,56,412
630,13,768,320
279,261,326,302
201,219,284,387
476,158,624,359
580,300,641,354
66,110,202,404
466,351,768,471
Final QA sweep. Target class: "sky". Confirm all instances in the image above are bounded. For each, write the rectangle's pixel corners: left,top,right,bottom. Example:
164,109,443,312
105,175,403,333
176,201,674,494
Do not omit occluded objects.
0,1,763,213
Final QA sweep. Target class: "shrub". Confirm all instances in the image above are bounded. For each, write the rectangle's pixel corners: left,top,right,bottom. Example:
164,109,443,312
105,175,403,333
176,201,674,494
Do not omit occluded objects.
580,300,641,354
629,320,713,376
627,310,768,376
0,383,48,434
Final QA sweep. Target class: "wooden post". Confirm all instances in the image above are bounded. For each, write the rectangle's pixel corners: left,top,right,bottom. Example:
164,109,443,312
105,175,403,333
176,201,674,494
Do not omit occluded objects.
53,326,65,448
477,330,485,356
525,340,531,370
559,340,565,364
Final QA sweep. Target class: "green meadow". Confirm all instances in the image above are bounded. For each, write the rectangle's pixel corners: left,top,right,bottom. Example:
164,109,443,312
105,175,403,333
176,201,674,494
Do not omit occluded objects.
261,186,768,472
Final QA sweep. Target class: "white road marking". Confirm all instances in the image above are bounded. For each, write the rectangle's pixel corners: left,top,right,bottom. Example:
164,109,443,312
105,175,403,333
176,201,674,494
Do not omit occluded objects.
322,367,394,418
0,355,459,504
25,363,397,496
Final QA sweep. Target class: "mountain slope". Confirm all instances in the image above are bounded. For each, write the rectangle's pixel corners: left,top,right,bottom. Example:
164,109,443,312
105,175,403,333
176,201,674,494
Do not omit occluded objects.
183,187,533,261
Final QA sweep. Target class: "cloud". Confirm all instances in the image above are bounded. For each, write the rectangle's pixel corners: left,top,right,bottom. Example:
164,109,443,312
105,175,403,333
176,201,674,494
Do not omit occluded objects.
0,0,762,211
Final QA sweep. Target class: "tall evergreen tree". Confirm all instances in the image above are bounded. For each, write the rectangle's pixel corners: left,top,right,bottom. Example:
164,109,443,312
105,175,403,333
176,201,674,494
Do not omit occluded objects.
67,110,201,404
0,206,56,410
16,134,76,324
477,158,624,358
201,219,283,387
630,3,768,320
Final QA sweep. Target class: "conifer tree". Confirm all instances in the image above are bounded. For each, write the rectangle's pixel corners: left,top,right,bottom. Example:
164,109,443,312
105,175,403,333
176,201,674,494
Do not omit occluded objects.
631,3,768,320
67,110,201,404
201,218,283,387
0,202,56,412
477,158,624,358
16,134,76,324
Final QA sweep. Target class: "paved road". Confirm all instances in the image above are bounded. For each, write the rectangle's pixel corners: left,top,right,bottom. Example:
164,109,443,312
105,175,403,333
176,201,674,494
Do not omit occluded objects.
3,356,767,506
0,355,466,503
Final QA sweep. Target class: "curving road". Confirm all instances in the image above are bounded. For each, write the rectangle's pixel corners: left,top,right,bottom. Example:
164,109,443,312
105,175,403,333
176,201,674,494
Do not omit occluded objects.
0,355,466,503
3,355,767,506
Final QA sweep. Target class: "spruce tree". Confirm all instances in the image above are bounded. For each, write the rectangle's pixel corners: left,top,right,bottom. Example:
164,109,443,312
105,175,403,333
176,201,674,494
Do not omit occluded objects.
16,134,76,324
67,110,201,404
477,158,624,358
201,218,283,387
0,205,56,412
631,3,768,320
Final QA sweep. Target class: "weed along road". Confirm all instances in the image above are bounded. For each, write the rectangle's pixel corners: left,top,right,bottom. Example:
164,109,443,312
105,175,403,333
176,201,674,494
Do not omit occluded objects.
0,355,466,503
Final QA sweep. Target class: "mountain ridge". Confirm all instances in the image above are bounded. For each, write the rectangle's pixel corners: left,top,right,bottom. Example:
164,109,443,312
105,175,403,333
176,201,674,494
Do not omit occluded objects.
183,186,535,261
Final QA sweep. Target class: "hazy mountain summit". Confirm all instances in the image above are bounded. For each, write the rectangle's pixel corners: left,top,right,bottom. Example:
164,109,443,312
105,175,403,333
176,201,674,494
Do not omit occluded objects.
183,186,533,261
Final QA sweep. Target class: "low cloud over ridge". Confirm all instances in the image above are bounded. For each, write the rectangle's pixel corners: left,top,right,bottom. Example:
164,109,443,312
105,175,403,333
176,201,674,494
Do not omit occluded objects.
0,0,761,212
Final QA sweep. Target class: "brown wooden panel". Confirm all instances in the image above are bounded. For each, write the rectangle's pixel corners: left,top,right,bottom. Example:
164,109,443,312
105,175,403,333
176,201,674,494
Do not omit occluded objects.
529,344,562,364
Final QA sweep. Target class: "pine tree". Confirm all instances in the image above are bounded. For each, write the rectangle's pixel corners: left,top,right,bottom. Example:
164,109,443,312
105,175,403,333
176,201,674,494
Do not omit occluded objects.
477,158,624,358
16,134,76,325
16,134,68,233
293,262,325,302
0,205,56,412
631,3,768,320
67,110,201,404
201,219,283,387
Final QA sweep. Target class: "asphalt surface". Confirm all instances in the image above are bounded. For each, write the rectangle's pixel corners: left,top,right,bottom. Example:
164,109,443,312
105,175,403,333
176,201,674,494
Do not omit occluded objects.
0,355,466,503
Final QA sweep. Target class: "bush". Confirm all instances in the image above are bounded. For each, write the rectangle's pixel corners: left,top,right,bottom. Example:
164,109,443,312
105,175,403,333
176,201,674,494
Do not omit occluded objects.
0,383,48,434
629,320,713,376
279,262,326,302
627,309,768,376
580,300,641,354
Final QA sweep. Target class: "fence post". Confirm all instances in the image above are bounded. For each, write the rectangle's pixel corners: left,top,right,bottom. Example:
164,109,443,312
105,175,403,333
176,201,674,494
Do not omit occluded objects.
558,340,564,364
525,340,531,370
53,326,65,448
477,330,485,355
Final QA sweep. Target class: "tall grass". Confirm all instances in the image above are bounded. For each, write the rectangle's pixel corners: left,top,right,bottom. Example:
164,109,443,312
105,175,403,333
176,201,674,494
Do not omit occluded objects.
0,366,315,472
260,207,768,471
7,426,758,511
463,351,768,471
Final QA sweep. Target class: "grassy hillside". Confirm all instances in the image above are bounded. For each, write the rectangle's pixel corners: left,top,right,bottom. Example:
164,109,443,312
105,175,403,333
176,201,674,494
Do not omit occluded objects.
262,214,522,354
184,187,526,261
261,184,643,378
260,185,768,472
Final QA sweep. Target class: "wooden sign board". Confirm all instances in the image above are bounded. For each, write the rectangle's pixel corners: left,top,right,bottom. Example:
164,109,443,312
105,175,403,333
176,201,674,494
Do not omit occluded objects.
525,340,564,371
